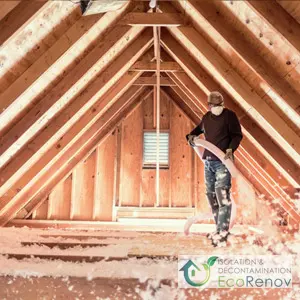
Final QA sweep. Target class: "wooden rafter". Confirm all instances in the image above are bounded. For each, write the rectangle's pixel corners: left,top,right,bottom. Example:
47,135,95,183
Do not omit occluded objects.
170,77,207,115
160,27,300,165
0,1,20,21
0,25,147,170
162,83,300,223
158,4,300,165
0,32,153,210
245,0,300,54
119,12,183,26
162,86,200,125
133,76,175,86
160,39,300,187
0,0,47,45
0,86,149,226
0,1,79,85
0,8,126,134
163,84,204,121
166,72,297,190
130,61,182,72
183,0,300,125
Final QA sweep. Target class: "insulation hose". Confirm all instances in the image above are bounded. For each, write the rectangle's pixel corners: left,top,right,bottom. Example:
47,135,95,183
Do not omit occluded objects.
184,138,238,235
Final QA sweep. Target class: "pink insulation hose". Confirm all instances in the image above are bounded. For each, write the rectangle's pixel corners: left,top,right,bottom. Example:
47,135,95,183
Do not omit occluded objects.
184,138,238,235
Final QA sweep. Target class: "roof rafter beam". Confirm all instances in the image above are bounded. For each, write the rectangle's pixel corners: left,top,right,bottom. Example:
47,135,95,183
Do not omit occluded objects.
130,61,182,72
0,1,79,81
245,0,300,54
0,0,47,45
182,0,300,125
0,31,153,208
163,75,300,223
0,25,149,169
0,1,21,22
119,12,183,26
0,86,149,226
0,7,128,133
159,37,300,186
162,86,201,125
159,23,300,164
133,76,175,86
166,74,205,118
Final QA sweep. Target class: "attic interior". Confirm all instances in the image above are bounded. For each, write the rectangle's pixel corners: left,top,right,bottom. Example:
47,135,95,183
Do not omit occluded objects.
0,0,299,298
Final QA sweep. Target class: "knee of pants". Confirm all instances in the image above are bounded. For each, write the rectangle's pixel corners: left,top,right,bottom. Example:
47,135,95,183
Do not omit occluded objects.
206,192,219,210
215,187,231,207
205,183,215,194
215,167,231,189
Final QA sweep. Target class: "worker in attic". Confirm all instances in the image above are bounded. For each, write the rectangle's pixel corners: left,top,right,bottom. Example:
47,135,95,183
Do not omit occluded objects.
186,91,243,247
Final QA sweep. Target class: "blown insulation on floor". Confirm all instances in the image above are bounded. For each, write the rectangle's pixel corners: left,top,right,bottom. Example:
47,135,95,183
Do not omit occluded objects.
0,224,299,299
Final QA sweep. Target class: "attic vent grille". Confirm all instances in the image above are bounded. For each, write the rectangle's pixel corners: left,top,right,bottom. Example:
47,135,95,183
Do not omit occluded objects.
143,131,169,169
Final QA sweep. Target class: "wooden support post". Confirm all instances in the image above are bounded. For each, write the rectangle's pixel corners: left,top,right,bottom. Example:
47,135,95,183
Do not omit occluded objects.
93,133,116,221
113,124,122,214
155,26,161,208
153,86,157,128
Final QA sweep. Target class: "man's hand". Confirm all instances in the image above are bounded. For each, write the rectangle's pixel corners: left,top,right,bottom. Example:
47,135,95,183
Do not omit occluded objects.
187,134,196,147
224,149,234,161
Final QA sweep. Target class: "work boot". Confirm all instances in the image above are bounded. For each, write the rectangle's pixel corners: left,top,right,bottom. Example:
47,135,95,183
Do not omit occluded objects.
211,230,230,247
206,230,219,240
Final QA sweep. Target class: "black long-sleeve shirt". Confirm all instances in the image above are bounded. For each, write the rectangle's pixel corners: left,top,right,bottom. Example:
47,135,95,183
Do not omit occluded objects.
186,108,243,160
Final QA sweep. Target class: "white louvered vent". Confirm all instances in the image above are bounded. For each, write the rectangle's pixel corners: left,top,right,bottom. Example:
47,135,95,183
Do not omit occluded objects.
143,131,169,168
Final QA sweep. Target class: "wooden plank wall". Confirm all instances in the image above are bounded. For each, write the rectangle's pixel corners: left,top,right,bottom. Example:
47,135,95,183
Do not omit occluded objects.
170,103,194,207
48,175,72,220
119,103,143,207
94,133,116,221
32,133,116,221
29,90,257,224
140,91,170,207
70,150,96,220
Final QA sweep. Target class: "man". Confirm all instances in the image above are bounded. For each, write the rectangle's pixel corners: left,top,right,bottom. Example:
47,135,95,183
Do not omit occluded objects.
186,91,243,247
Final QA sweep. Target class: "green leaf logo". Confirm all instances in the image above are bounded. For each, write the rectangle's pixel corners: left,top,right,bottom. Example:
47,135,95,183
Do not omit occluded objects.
207,256,218,267
180,257,218,287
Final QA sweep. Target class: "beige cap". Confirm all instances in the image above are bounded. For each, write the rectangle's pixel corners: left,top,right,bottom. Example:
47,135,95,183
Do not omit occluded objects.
208,91,224,105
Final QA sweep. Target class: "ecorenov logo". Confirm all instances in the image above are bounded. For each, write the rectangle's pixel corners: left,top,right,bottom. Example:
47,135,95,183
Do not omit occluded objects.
179,256,218,287
178,255,293,289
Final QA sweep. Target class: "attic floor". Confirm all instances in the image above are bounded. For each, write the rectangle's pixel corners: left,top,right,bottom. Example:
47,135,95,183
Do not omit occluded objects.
0,226,299,299
0,276,298,300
